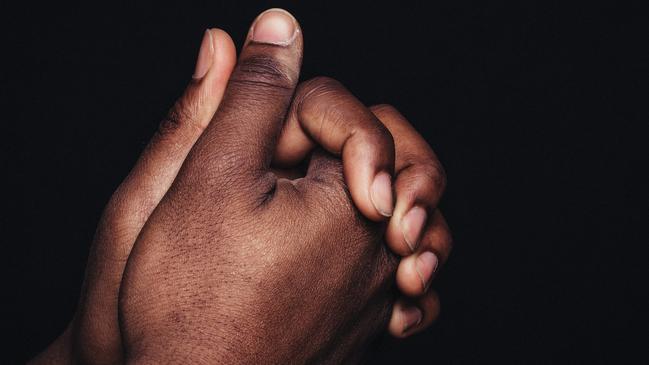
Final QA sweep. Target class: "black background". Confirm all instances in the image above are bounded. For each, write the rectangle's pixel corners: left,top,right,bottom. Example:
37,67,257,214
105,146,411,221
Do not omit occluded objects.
4,1,648,363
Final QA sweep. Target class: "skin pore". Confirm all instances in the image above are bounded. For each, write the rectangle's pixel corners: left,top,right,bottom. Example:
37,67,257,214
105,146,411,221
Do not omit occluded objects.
31,8,451,365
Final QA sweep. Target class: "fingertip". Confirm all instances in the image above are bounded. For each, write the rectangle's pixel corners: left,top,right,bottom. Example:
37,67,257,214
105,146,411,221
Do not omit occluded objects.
402,206,427,250
396,254,425,296
248,8,300,47
385,214,417,256
205,28,237,82
389,292,441,338
241,8,303,84
192,29,214,80
388,300,420,338
385,165,445,256
343,162,393,223
183,28,236,131
369,171,394,219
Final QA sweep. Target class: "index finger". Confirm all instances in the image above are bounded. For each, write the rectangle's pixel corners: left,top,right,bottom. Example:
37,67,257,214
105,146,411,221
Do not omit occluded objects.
274,77,396,222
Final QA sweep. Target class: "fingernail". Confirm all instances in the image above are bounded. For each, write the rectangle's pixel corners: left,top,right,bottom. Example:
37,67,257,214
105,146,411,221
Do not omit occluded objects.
370,171,394,217
416,251,439,292
402,306,423,334
193,29,214,80
250,8,297,46
401,206,427,252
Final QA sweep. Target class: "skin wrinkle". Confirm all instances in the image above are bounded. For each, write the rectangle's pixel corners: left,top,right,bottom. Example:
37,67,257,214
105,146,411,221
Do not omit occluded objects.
164,100,208,136
236,51,297,82
37,85,450,364
396,162,445,208
119,149,398,360
227,56,296,94
33,12,452,360
301,79,355,155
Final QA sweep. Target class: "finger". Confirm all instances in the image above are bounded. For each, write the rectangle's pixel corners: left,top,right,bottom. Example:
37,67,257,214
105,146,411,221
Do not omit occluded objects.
395,210,453,297
75,29,236,362
369,104,447,255
100,29,236,242
183,9,303,198
388,290,440,338
274,77,396,222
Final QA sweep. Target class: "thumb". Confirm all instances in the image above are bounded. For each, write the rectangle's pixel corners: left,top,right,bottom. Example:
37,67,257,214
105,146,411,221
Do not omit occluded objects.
178,9,303,204
71,28,236,364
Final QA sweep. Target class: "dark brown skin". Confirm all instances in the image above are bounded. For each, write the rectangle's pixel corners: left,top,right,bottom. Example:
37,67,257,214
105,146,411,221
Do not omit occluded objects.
118,10,396,362
31,9,452,365
120,148,398,363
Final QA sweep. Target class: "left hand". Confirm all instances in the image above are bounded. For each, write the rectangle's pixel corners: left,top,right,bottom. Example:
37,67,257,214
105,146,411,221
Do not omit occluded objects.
274,82,453,337
370,104,453,337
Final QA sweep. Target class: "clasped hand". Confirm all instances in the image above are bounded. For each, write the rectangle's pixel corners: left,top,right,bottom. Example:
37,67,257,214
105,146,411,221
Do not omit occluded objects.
33,9,452,365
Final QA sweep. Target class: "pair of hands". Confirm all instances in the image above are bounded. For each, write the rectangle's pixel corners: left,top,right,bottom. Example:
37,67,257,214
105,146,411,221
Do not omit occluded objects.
34,9,452,364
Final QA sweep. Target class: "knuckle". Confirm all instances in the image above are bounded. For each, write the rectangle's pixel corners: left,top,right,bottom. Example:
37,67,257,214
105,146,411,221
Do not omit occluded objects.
101,191,146,230
100,191,128,228
424,220,453,259
300,76,343,93
368,119,395,145
425,292,441,320
102,179,161,230
295,76,345,109
407,160,447,194
355,123,395,163
434,162,448,192
298,77,396,149
159,99,204,138
94,195,142,254
428,162,447,193
440,226,454,250
229,55,294,92
370,103,398,116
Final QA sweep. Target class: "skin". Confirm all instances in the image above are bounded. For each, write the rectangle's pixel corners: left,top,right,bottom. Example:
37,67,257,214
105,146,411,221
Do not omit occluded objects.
31,9,452,364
